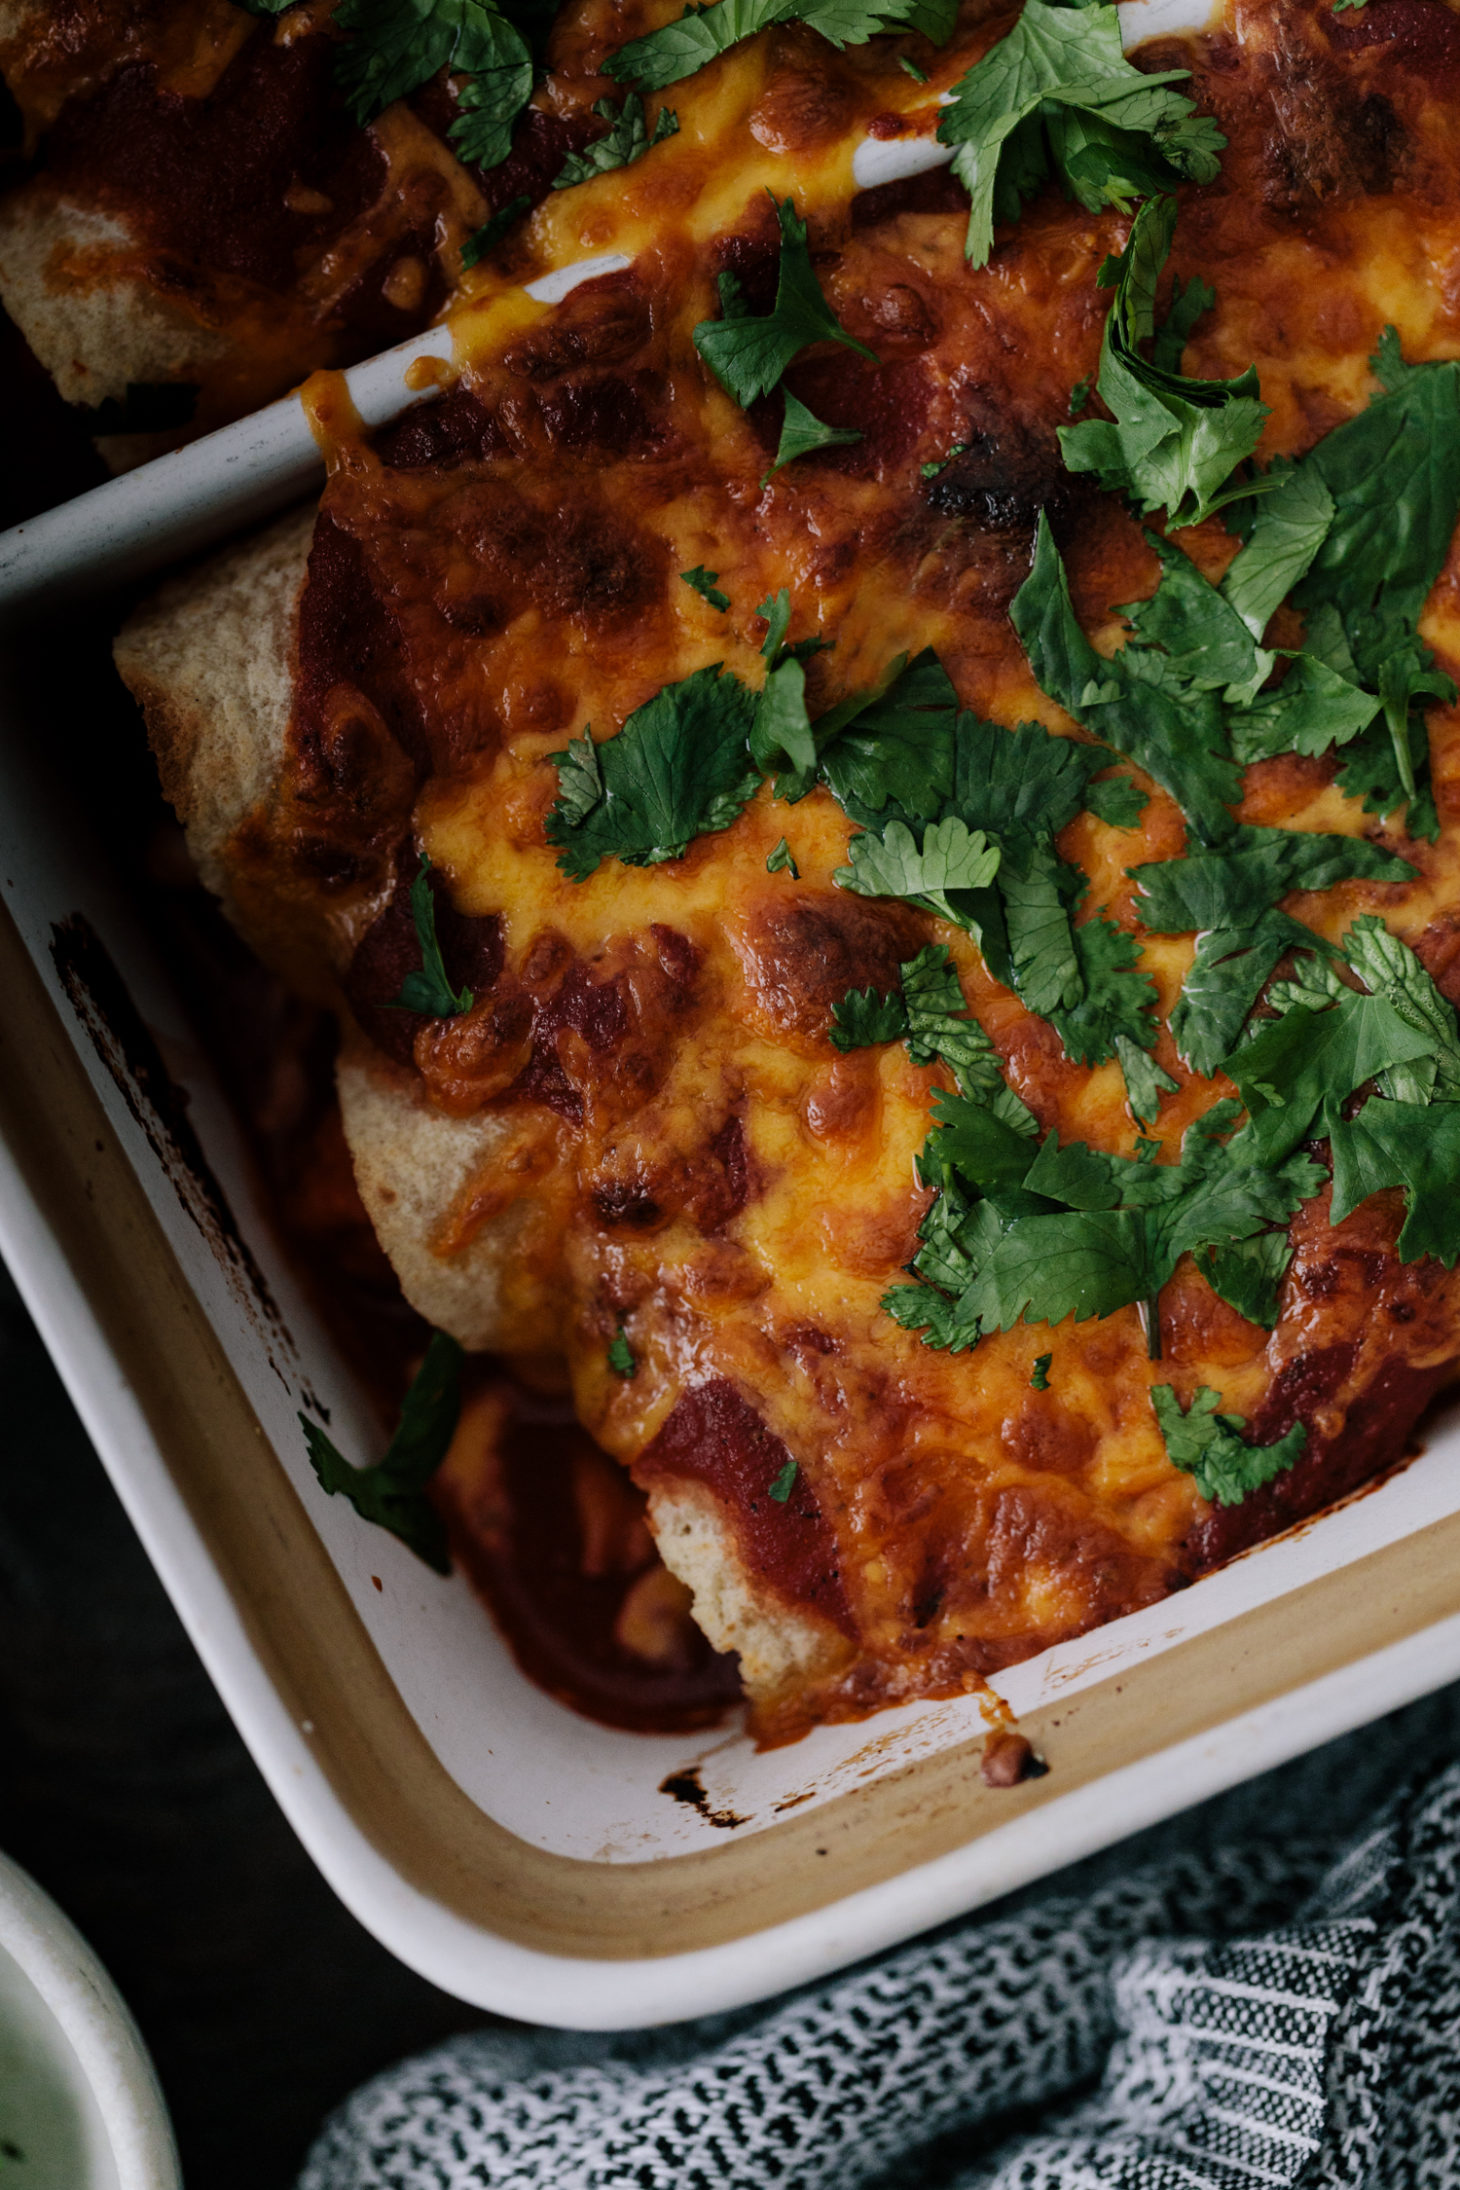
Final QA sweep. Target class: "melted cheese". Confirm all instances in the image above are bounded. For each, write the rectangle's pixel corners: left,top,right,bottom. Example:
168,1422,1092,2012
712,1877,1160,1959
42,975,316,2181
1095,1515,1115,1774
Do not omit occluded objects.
175,0,1460,1736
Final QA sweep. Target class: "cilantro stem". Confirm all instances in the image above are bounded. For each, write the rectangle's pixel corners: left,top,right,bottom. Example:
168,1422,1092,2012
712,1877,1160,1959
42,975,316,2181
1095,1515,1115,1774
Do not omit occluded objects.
1139,1296,1162,1361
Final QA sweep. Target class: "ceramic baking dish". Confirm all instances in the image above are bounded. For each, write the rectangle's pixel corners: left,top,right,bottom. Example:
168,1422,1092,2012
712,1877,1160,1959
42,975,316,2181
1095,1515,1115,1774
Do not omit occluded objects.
7,0,1460,2025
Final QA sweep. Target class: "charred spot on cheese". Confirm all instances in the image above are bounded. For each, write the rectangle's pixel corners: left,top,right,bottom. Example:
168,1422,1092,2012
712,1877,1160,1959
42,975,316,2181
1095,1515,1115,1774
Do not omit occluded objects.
501,271,654,381
730,890,927,1043
590,1113,752,1236
635,1381,853,1635
924,419,1067,535
376,386,510,472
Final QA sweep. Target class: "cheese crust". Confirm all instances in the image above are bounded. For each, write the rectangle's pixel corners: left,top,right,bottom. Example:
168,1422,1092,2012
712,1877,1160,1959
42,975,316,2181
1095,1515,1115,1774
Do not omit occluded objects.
113,0,1460,1743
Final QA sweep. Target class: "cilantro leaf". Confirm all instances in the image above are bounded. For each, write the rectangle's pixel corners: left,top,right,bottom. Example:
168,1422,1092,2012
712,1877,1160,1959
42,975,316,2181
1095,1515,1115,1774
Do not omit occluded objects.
750,657,817,780
334,0,534,172
769,1459,799,1502
1228,651,1380,766
1169,911,1333,1078
299,1331,462,1573
763,388,863,480
1050,912,1157,1067
758,588,792,662
1058,196,1267,528
1129,824,1414,933
1329,1097,1460,1264
766,836,800,877
1341,915,1460,1103
546,665,760,879
694,197,877,409
903,945,1035,1124
461,193,531,267
1223,990,1438,1163
1194,1231,1291,1328
1117,530,1264,696
607,1323,637,1377
1116,1031,1179,1124
1150,1384,1306,1506
552,93,678,188
997,838,1083,1018
830,984,907,1050
1031,1352,1052,1389
835,815,1001,924
1083,773,1148,829
387,855,475,1018
1284,331,1460,832
935,1,1224,268
1221,462,1335,639
1012,512,1242,844
681,565,730,612
605,0,954,93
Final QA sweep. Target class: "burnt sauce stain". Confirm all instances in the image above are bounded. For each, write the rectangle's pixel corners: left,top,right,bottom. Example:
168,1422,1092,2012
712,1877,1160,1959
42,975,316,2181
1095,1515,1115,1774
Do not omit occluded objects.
657,1764,748,1830
49,912,321,1408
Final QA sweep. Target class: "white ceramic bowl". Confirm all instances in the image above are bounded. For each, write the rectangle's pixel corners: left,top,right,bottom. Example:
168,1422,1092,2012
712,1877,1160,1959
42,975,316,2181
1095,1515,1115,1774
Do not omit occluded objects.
0,1850,179,2190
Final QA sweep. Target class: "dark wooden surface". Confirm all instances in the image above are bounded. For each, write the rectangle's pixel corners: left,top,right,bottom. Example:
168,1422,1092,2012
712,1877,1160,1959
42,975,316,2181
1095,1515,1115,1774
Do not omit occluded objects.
0,1260,482,2188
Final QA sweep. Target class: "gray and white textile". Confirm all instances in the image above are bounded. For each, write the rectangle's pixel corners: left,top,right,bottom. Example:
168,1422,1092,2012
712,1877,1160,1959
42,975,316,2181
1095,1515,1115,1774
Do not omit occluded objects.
299,1711,1460,2190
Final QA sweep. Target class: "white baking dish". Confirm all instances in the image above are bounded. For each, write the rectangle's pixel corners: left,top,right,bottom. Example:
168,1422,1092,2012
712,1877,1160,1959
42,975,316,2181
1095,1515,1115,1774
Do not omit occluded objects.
7,0,1458,2026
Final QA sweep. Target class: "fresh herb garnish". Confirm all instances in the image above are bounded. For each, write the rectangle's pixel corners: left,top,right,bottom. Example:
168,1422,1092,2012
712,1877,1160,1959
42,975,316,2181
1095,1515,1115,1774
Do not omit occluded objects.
387,856,475,1018
605,0,955,94
1030,1353,1052,1390
607,1323,637,1377
1115,1032,1178,1124
898,52,929,80
461,194,532,267
1013,512,1242,845
829,983,907,1050
299,1332,462,1573
552,93,678,189
331,0,537,172
889,1099,1321,1350
763,388,863,481
694,196,877,410
1329,1099,1460,1266
547,666,761,878
921,440,968,479
1150,1384,1307,1506
1223,986,1437,1164
680,565,731,612
836,816,1001,925
768,1459,799,1502
1059,196,1267,528
766,836,800,877
936,4,1224,268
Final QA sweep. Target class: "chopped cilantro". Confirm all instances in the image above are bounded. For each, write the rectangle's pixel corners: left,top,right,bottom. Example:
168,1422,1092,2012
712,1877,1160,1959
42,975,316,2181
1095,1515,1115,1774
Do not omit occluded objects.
766,836,800,878
1329,1098,1460,1265
333,0,534,173
830,985,906,1049
1223,988,1437,1164
1030,1352,1052,1391
1221,463,1335,639
768,1458,799,1502
750,657,817,782
680,565,731,612
1341,916,1460,1103
1049,909,1157,1068
1128,825,1413,934
607,1323,637,1378
758,588,793,661
763,388,863,481
693,196,877,411
895,1098,1320,1348
1283,329,1460,837
935,1,1224,268
1169,912,1335,1079
1229,652,1380,766
1068,377,1092,418
461,194,531,268
387,855,474,1018
921,440,968,479
299,1331,462,1574
551,93,678,189
1115,1031,1179,1125
605,0,955,94
835,815,1001,925
546,666,760,879
1012,512,1242,845
1059,196,1267,529
1150,1384,1307,1506
898,52,929,80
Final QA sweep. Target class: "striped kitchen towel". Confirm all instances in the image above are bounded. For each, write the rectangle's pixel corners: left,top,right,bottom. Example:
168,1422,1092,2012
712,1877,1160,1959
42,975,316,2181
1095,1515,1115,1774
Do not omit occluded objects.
298,1749,1460,2190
